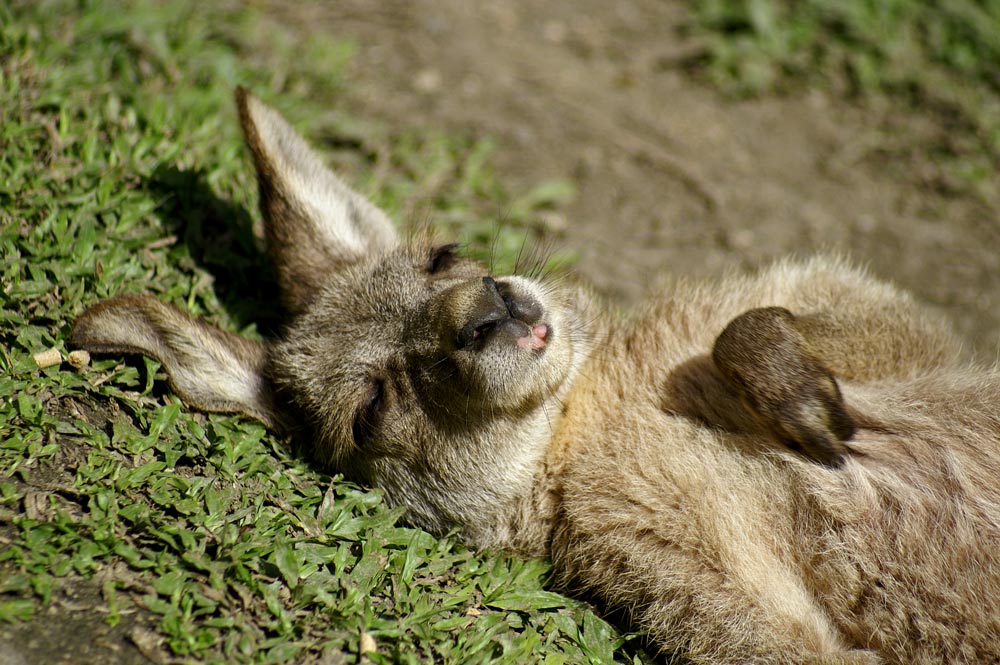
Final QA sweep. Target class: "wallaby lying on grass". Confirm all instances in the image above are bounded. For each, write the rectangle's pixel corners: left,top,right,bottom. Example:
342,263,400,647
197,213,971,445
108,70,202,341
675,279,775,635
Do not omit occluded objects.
72,89,1000,664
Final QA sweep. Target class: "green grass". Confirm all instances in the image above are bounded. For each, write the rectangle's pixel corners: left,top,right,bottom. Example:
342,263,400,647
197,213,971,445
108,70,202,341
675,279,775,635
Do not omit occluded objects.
685,0,1000,197
0,1,637,663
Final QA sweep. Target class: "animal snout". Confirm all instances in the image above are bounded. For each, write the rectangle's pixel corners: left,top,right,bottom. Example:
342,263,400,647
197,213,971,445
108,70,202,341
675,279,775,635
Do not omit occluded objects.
456,277,546,350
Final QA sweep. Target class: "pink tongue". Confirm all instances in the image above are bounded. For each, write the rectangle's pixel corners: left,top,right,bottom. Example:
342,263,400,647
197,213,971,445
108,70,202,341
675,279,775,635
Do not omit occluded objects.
517,323,549,350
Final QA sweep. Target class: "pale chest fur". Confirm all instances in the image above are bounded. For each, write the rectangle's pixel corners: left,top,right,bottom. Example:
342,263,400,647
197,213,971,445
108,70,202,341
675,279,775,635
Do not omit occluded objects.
544,286,1000,662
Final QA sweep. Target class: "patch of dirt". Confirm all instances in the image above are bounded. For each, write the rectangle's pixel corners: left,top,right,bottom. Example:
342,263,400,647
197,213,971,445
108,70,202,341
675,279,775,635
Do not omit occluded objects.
266,0,1000,358
0,578,156,665
1,396,161,665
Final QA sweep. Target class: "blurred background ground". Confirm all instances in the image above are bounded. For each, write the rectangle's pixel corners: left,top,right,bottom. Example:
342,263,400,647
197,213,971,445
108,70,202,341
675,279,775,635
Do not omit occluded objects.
267,0,1000,357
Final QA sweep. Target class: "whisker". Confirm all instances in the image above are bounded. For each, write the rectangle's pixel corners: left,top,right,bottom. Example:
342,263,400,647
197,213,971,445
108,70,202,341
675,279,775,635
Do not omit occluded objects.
489,221,503,275
513,230,530,276
541,399,554,435
425,355,454,371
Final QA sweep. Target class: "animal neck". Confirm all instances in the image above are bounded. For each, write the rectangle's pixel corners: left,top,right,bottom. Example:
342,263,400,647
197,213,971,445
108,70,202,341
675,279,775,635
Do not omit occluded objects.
493,309,612,556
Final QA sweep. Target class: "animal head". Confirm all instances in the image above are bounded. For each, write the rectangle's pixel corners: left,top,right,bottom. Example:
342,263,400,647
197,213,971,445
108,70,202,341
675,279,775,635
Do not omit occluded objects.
72,89,593,546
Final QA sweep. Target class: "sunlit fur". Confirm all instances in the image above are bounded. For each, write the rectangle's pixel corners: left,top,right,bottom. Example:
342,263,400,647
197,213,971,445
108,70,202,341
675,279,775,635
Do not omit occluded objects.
72,90,1000,663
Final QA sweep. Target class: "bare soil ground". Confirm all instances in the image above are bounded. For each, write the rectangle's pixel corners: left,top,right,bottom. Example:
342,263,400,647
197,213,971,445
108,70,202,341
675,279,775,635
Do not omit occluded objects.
269,0,1000,358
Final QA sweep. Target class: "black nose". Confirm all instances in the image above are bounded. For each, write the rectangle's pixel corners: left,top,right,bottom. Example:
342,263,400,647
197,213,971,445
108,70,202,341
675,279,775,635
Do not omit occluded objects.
456,277,545,350
457,277,509,349
496,280,543,324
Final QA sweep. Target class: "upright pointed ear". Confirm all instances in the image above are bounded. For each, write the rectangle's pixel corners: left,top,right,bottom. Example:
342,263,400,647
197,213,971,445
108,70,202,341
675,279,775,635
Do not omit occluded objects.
236,87,399,315
71,295,282,431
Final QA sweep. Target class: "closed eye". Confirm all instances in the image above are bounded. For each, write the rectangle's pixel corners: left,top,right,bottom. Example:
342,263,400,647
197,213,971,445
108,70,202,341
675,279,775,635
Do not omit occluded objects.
425,243,460,274
351,379,385,449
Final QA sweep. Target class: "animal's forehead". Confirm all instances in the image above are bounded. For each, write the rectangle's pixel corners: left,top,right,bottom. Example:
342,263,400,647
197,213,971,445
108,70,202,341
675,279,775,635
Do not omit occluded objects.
286,243,483,387
310,242,482,327
281,254,418,402
320,251,425,323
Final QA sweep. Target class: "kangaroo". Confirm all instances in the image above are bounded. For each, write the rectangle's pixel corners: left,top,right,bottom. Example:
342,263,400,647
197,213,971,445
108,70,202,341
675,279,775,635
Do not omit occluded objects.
72,89,1000,664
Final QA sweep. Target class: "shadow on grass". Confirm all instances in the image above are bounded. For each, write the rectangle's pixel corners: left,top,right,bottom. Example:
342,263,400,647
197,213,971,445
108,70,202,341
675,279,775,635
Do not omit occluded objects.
148,164,284,337
146,165,333,463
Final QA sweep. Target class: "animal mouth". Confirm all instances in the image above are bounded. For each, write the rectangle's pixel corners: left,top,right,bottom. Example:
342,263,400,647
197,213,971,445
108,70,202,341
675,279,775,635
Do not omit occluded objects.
517,323,549,350
465,313,550,352
458,277,551,353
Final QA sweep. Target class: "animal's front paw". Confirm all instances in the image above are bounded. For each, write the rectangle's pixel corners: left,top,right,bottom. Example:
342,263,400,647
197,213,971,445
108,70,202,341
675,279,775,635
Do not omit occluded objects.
712,307,856,467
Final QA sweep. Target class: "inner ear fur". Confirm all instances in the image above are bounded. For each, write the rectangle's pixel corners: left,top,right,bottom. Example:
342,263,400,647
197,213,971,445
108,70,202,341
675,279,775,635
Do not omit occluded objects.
236,87,399,315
